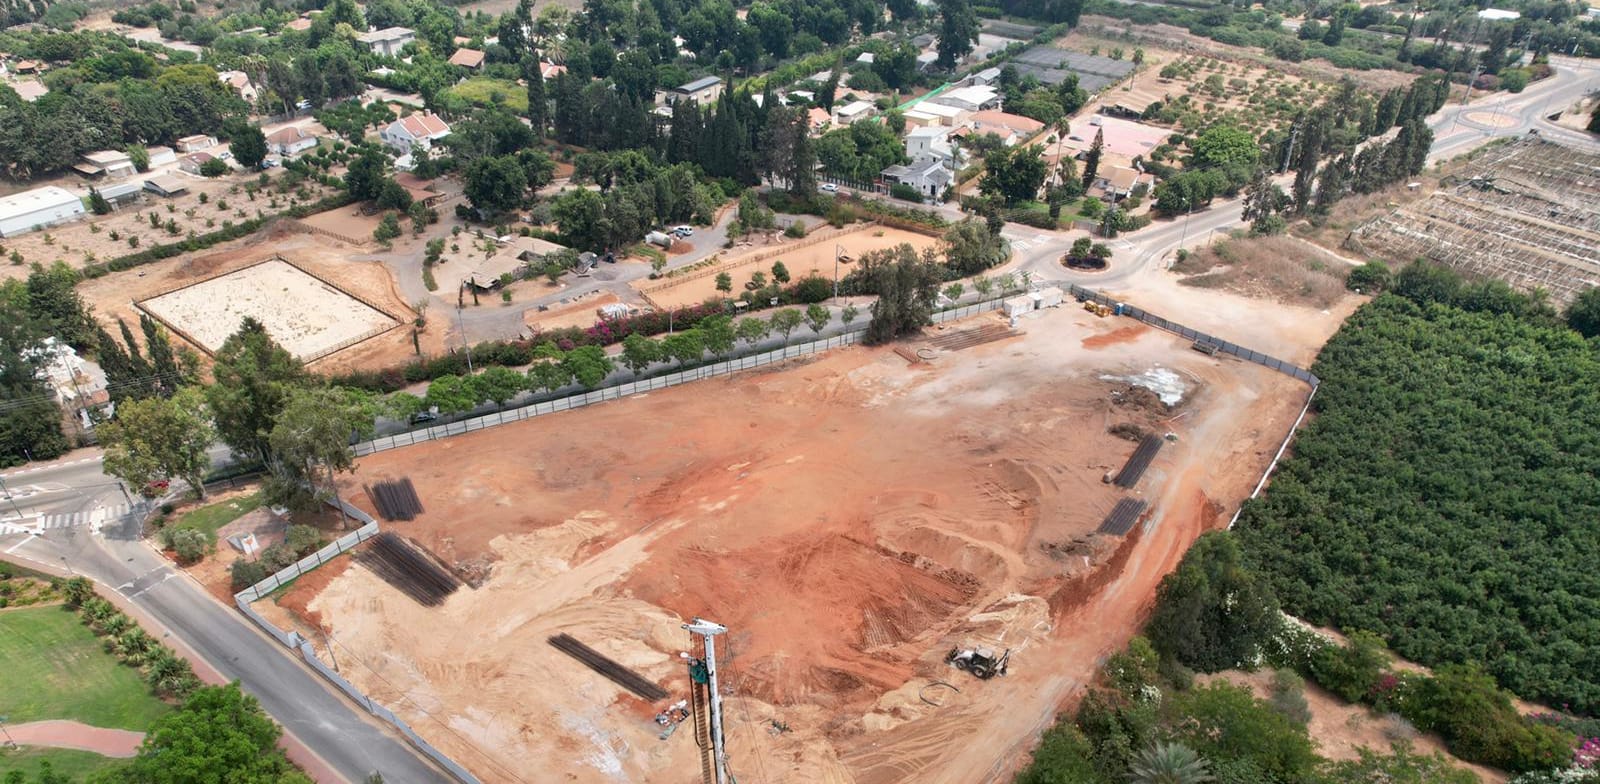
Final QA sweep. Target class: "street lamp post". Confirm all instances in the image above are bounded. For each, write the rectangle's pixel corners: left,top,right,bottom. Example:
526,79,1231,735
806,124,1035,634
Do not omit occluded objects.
455,303,473,373
833,244,845,300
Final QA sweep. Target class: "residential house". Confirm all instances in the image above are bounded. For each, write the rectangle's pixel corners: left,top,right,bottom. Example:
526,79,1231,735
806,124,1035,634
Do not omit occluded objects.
928,84,1001,112
179,152,218,174
856,52,875,65
265,126,320,156
881,157,953,200
448,48,485,69
380,112,452,154
905,126,962,168
668,76,723,105
807,107,831,134
29,338,108,430
968,110,1045,146
540,62,566,80
217,70,259,104
1095,166,1150,201
0,186,86,237
915,51,939,71
175,134,217,153
508,234,568,262
833,100,877,125
356,26,416,56
77,150,136,179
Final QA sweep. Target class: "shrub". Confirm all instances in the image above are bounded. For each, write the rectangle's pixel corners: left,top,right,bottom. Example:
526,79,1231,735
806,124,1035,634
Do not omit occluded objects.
1346,260,1391,292
164,528,208,564
230,559,268,591
1308,630,1389,703
791,275,832,304
284,524,323,557
889,183,924,203
258,544,297,572
784,221,807,238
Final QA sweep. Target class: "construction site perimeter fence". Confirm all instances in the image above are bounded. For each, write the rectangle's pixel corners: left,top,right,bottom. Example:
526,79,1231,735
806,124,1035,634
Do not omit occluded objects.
1064,284,1321,386
232,500,483,784
354,295,1009,457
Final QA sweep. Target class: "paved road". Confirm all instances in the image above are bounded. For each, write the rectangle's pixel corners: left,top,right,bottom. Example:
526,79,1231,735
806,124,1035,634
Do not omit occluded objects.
1428,55,1600,161
0,516,449,784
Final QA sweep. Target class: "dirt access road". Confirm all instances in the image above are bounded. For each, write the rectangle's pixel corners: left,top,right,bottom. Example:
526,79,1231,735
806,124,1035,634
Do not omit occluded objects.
279,302,1320,784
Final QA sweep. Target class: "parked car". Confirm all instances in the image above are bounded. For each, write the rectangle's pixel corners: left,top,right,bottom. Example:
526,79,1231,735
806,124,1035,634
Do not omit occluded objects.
820,183,839,193
410,410,439,424
671,225,694,237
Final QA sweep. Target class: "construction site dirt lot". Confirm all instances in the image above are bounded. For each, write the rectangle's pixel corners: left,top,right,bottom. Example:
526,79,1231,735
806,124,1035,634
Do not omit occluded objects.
289,306,1315,784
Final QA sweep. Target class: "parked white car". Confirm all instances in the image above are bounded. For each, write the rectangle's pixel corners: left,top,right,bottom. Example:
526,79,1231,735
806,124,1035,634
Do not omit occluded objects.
671,225,694,237
820,183,839,193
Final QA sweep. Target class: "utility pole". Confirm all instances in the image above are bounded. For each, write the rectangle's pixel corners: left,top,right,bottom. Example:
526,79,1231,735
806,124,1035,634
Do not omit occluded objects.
455,303,473,373
684,617,730,784
832,243,844,300
1281,120,1300,173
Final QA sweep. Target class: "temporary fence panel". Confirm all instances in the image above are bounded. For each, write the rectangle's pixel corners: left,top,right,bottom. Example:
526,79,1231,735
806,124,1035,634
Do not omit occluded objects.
233,520,380,602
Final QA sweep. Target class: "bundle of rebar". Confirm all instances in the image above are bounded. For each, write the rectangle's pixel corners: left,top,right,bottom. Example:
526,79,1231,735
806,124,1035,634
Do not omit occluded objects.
547,633,668,701
1097,498,1149,536
356,532,460,606
366,478,423,521
1114,434,1164,488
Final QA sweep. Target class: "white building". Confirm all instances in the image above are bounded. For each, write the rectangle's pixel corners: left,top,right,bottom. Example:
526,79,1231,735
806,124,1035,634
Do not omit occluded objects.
881,157,954,200
28,337,108,428
668,76,723,105
78,150,136,179
903,101,968,128
380,112,452,153
145,146,178,168
175,134,217,153
0,186,86,237
928,84,1001,112
217,70,259,104
905,125,962,168
356,26,416,56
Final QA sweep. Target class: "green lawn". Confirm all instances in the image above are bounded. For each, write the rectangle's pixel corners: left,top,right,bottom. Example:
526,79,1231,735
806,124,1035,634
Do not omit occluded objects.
0,606,170,731
0,747,126,780
445,77,528,113
172,491,261,544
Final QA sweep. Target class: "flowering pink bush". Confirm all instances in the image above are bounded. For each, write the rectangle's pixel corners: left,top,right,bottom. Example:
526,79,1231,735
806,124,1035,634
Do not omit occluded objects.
1575,736,1600,769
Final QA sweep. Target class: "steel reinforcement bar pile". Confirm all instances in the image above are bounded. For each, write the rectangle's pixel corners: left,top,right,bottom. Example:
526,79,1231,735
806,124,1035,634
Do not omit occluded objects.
547,633,669,701
1114,434,1164,488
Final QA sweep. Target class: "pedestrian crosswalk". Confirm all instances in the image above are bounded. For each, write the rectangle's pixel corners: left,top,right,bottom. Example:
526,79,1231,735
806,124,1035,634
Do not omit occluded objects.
3,503,141,533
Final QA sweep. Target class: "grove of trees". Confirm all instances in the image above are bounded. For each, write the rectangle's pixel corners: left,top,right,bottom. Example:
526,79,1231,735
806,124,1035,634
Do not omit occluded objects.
1235,275,1600,717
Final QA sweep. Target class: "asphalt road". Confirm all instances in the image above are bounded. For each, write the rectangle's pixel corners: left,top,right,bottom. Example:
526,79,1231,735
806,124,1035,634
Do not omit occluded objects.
0,507,449,784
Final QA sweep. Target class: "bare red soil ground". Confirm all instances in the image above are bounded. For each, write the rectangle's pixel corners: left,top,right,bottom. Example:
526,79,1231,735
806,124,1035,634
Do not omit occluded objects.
281,306,1312,783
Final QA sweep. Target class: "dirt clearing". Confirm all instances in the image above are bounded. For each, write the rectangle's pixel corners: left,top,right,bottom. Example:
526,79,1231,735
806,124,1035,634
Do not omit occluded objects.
638,225,940,309
287,305,1314,783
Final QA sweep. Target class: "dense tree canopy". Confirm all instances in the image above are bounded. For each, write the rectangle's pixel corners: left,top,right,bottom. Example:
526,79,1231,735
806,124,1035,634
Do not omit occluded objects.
1237,289,1600,715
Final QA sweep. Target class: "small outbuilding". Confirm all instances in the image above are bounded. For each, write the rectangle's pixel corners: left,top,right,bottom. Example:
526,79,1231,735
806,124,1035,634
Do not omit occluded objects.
1003,294,1035,318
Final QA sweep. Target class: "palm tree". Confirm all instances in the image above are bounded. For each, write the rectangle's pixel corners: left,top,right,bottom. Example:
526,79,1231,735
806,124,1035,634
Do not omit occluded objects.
145,651,197,697
1129,741,1214,784
114,628,157,665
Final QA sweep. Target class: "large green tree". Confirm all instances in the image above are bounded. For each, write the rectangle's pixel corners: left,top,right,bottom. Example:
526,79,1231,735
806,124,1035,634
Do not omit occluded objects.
935,0,979,69
980,144,1048,206
464,155,528,215
102,387,216,500
942,218,1009,277
206,318,309,464
265,386,375,519
1146,532,1280,672
228,122,269,169
123,682,310,784
862,244,942,345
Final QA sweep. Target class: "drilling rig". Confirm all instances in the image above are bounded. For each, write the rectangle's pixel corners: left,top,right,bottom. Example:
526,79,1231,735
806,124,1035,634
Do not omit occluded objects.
683,618,730,784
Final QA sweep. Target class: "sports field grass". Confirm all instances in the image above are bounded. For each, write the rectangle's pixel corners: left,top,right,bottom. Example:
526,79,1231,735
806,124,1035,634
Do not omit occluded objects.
0,606,169,730
0,747,125,780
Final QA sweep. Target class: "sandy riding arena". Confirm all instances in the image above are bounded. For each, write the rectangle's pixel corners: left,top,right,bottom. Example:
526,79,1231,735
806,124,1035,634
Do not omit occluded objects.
276,305,1311,784
137,257,399,361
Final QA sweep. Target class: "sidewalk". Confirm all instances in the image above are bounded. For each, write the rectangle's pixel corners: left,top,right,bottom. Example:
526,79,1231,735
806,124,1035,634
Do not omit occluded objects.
5,720,144,758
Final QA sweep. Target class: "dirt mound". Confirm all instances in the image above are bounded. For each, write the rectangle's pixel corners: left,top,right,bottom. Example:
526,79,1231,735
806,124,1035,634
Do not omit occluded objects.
1112,384,1166,412
1108,422,1147,442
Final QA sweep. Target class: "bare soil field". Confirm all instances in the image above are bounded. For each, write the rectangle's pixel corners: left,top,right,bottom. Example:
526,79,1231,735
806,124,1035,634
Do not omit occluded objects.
139,258,398,360
267,303,1317,784
0,172,338,283
298,206,386,245
1171,234,1355,308
76,227,432,374
638,225,940,310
